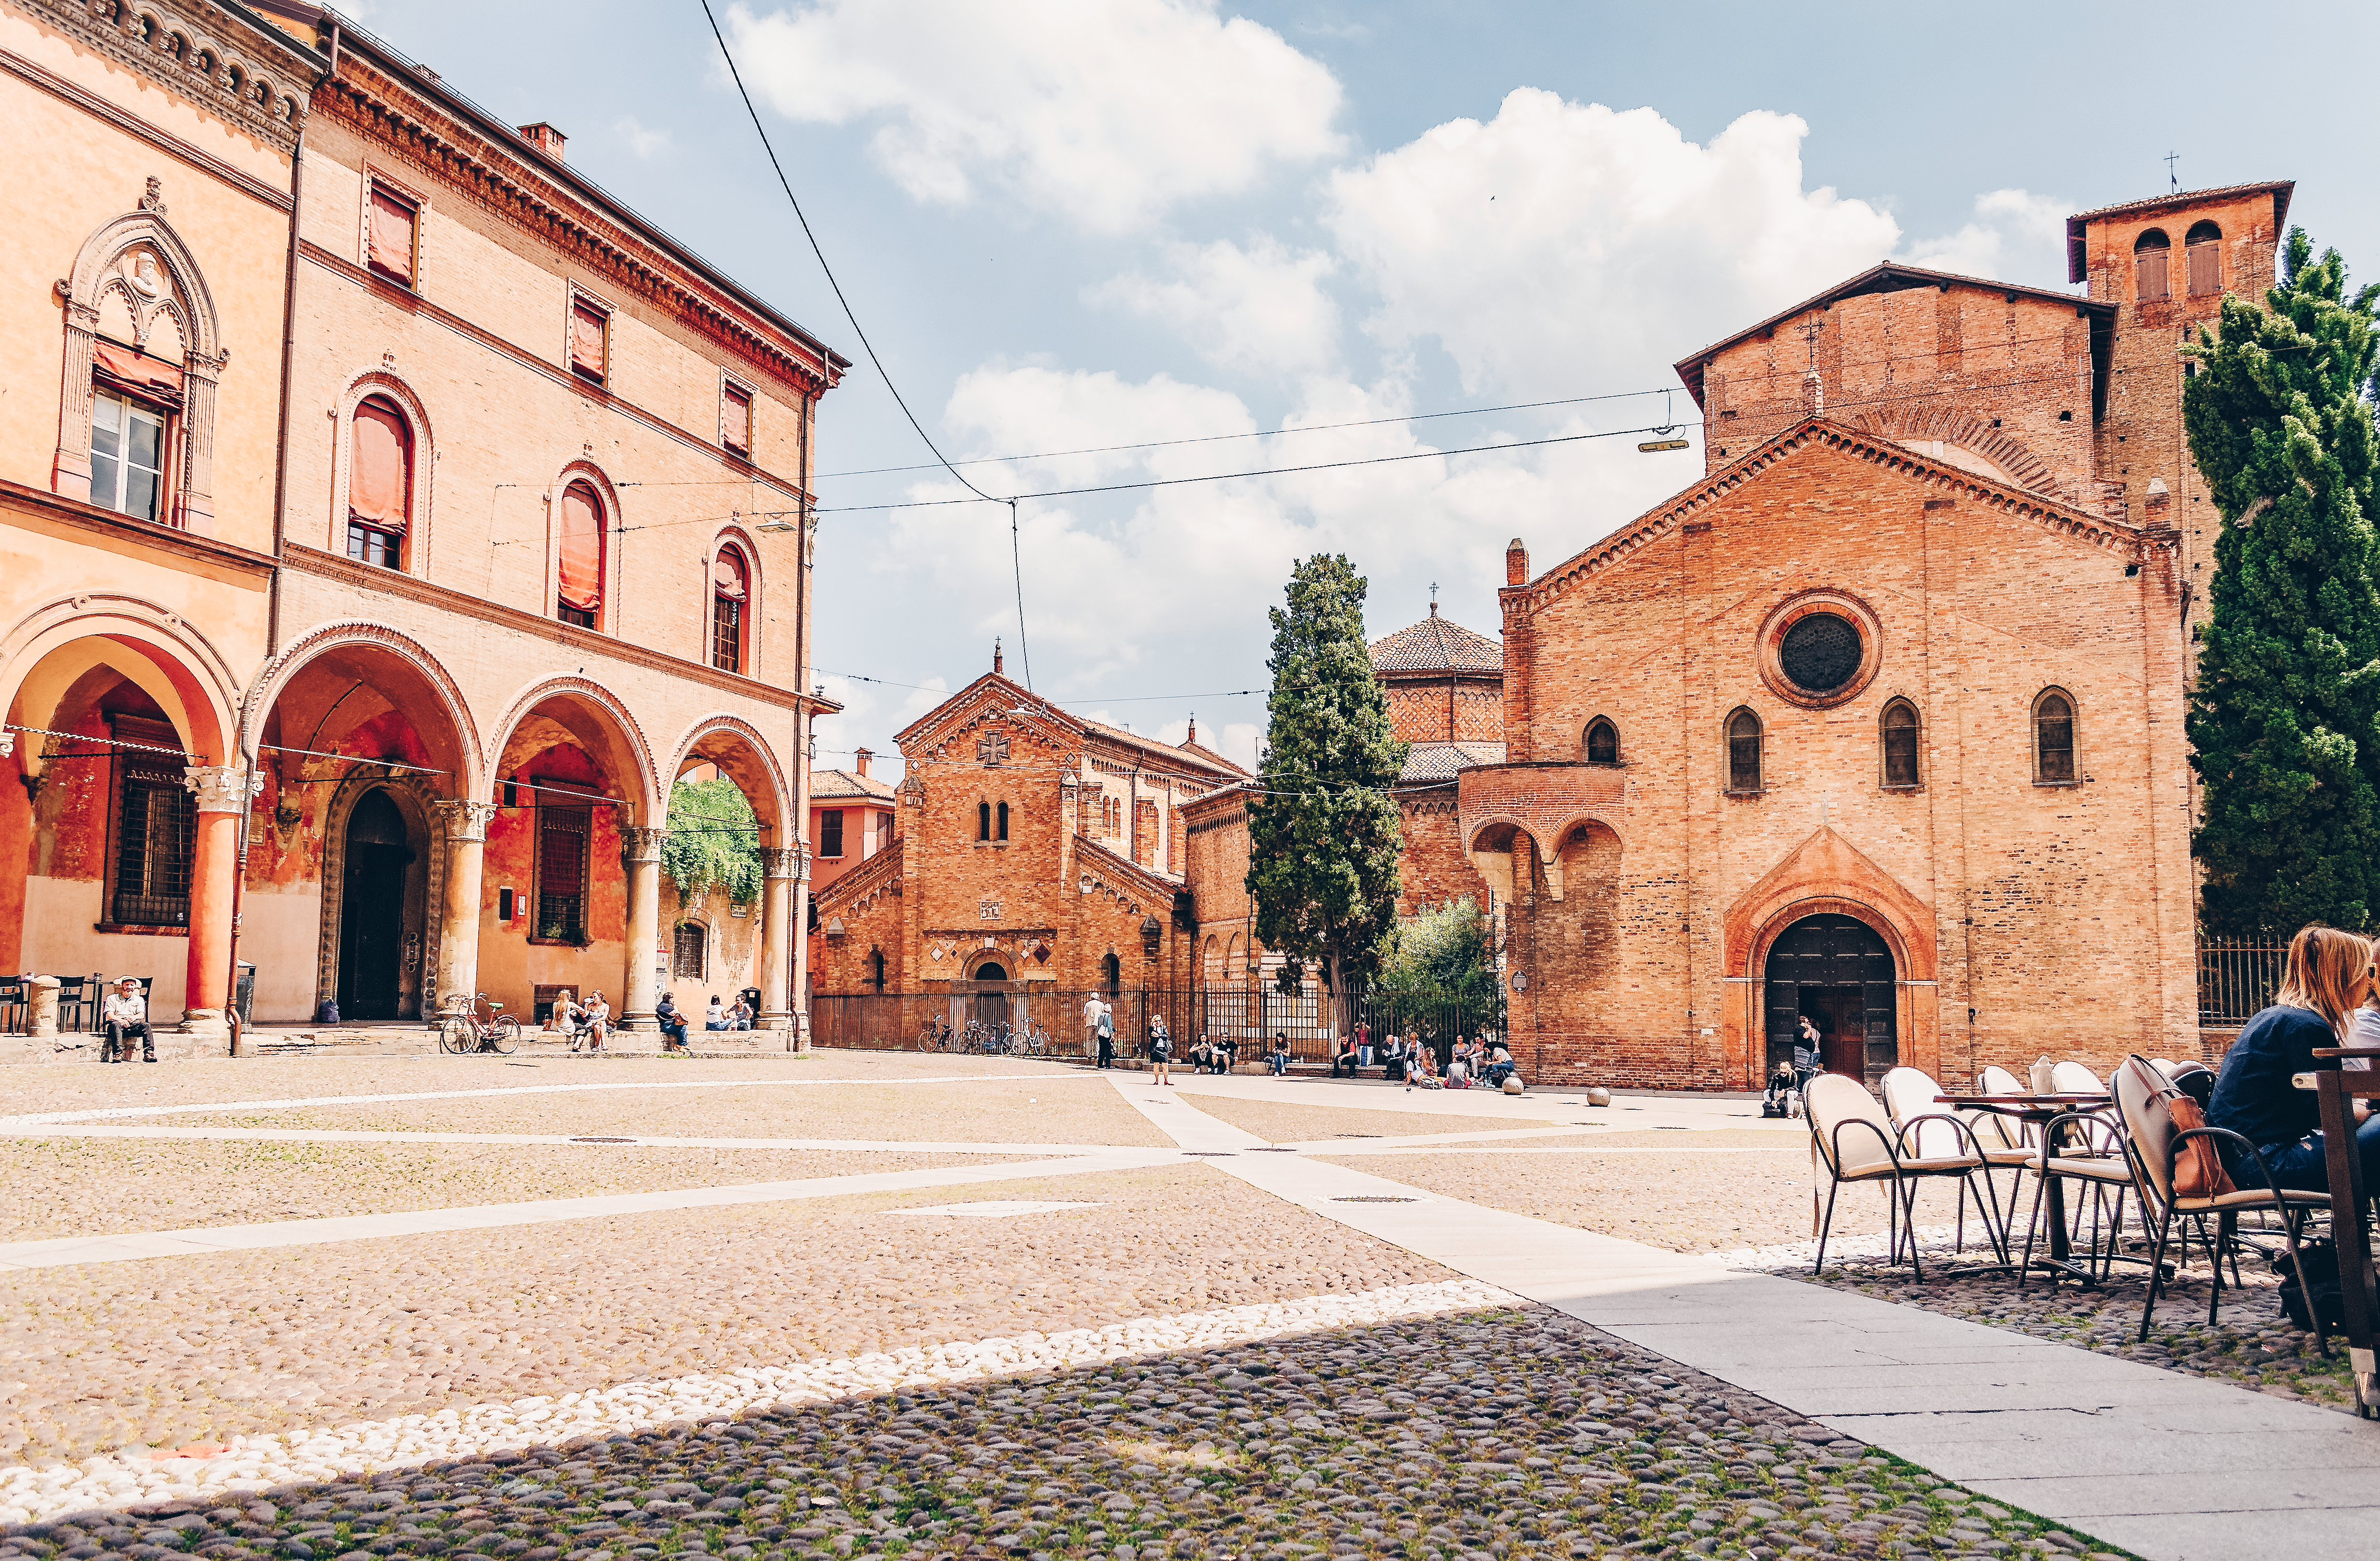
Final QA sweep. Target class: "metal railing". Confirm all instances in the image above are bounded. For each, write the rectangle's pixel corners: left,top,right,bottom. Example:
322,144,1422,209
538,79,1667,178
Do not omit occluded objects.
2198,935,2287,1027
809,986,1505,1066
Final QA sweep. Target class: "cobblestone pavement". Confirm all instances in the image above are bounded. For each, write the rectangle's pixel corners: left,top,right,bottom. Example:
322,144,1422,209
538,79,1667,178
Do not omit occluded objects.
0,1141,1003,1243
1184,1100,1550,1145
147,1085,1163,1150
0,1307,2125,1561
0,1165,1456,1464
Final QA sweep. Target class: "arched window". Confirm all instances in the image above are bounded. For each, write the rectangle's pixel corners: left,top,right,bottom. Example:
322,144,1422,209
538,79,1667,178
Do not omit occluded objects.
1726,708,1763,793
997,800,1010,841
1880,699,1920,789
556,480,605,627
2134,228,2171,302
867,947,886,993
2035,690,2077,784
1101,951,1122,1001
711,545,748,672
671,920,706,980
2186,220,2222,296
977,800,992,841
1584,717,1620,765
346,395,411,568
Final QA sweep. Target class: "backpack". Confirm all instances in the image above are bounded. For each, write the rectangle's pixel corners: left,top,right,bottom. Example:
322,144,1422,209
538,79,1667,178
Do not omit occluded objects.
2271,1240,2344,1331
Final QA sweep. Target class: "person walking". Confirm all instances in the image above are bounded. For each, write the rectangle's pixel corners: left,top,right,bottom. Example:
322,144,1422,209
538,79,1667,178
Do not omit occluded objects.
1082,992,1104,1061
1354,1019,1371,1070
101,976,151,1063
1150,1018,1173,1085
1096,999,1115,1069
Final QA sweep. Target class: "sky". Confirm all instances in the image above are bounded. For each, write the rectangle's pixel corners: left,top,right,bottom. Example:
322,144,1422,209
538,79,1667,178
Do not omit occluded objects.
346,0,2380,780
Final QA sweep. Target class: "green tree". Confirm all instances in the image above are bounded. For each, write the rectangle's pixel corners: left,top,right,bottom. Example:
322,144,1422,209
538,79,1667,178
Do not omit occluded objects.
2186,227,2380,932
1376,897,1499,1004
662,776,764,906
1247,554,1407,993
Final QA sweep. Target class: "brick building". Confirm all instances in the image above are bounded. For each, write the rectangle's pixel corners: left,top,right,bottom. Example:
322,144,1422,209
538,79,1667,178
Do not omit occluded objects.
1468,182,2290,1089
1,0,843,1053
806,651,1244,1014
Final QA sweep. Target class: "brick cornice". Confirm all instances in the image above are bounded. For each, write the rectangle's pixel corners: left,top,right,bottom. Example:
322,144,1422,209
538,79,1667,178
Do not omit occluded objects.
0,476,275,579
280,543,815,713
315,57,841,399
300,242,813,504
0,44,293,209
22,0,324,154
1505,417,2157,617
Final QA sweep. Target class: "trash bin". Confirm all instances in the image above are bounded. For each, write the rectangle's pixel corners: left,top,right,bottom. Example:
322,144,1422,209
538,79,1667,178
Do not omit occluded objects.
234,961,256,1027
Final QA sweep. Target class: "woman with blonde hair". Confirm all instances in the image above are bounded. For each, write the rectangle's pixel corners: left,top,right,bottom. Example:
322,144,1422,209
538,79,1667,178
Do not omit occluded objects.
2208,925,2380,1191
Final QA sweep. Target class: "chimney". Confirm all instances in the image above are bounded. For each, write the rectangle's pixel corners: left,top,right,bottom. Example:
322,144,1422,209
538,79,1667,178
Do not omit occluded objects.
993,638,1003,676
854,747,872,778
518,122,567,161
1505,537,1529,586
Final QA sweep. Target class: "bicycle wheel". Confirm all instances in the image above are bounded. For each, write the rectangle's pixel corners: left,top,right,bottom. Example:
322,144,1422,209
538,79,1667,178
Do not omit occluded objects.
487,1016,521,1055
438,1017,475,1055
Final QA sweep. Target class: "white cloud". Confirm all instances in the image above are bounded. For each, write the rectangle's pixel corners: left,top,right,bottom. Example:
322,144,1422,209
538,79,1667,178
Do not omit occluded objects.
1326,93,1903,398
1901,188,2070,281
614,116,673,160
1093,236,1341,381
724,0,1345,234
942,363,1258,488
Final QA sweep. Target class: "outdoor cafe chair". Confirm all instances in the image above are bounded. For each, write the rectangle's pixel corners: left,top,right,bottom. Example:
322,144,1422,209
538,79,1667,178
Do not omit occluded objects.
2017,1099,2140,1287
2113,1054,2329,1344
55,974,92,1035
1884,1065,2020,1253
0,977,23,1035
1806,1072,2010,1278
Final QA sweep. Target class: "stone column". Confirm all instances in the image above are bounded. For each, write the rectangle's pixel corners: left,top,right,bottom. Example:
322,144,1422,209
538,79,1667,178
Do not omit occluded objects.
180,765,256,1045
428,801,497,1022
619,826,666,1030
759,844,807,1037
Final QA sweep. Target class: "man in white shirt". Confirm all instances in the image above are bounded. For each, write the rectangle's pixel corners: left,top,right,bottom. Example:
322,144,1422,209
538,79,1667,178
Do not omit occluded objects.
1081,994,1103,1061
101,976,151,1064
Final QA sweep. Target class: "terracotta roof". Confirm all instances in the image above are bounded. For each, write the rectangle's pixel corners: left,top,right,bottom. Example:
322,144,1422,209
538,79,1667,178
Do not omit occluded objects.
1673,262,2112,408
1397,742,1506,785
1369,609,1503,676
1077,715,1249,777
2063,181,2294,282
811,768,895,803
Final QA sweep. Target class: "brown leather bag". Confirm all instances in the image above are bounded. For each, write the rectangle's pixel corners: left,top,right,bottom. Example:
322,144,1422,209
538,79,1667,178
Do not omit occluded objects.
2167,1094,2237,1200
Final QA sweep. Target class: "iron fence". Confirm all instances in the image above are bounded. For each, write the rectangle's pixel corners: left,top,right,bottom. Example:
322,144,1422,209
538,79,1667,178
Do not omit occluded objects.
809,986,1505,1066
2198,935,2287,1027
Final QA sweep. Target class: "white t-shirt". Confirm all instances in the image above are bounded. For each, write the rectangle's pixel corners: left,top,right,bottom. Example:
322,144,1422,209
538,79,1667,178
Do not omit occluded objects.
2349,1007,2380,1069
1083,998,1102,1027
706,1001,726,1025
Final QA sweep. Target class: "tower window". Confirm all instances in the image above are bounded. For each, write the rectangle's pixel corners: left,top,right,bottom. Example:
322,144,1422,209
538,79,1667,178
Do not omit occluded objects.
2134,228,2171,302
2035,691,2077,784
1584,717,1619,765
978,800,992,842
1880,699,1920,789
997,800,1010,841
2186,220,2222,295
1726,708,1763,793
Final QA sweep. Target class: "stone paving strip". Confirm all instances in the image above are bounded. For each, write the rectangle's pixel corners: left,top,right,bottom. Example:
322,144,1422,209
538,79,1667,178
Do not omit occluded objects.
1180,1099,1549,1145
0,1303,2128,1561
0,1140,1018,1244
0,1280,1511,1521
0,1154,1158,1272
0,1165,1455,1464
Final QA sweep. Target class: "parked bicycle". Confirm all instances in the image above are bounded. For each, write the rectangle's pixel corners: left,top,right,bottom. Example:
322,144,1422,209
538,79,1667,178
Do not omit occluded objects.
439,992,520,1055
913,1016,952,1053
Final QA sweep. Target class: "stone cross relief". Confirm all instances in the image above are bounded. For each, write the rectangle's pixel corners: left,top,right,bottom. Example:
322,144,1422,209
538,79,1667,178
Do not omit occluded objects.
976,732,1009,765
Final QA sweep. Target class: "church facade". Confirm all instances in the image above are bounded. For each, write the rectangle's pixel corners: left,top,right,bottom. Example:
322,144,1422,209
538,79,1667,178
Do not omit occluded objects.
1468,182,2287,1089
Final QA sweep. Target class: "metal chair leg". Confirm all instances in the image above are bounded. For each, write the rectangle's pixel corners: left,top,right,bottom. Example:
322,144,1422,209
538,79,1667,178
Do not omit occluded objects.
2019,1165,2051,1287
1814,1176,1843,1275
2139,1204,2175,1343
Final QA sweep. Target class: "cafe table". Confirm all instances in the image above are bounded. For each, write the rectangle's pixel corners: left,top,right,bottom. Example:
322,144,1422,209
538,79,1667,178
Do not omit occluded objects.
1937,1091,2119,1286
2298,1048,2380,1418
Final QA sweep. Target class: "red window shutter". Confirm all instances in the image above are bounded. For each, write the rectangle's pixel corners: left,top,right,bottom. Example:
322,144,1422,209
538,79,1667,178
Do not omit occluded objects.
723,385,751,451
349,398,410,532
712,550,747,600
367,186,416,286
571,301,607,381
557,483,604,613
91,338,185,406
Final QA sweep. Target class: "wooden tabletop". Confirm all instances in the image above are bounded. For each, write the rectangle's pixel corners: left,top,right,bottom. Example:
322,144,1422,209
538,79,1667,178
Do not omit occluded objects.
1935,1092,2110,1106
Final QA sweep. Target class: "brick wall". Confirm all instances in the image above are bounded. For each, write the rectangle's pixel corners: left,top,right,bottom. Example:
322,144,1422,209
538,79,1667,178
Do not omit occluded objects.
1383,678,1504,746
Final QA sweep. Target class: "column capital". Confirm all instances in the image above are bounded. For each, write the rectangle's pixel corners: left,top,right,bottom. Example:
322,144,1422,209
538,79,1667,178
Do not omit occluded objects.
762,843,812,882
183,764,261,814
429,799,501,843
622,825,668,865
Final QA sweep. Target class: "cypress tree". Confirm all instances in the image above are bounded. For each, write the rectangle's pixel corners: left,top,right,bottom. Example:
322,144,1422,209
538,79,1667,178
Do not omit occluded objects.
2186,228,2380,932
1247,554,1407,994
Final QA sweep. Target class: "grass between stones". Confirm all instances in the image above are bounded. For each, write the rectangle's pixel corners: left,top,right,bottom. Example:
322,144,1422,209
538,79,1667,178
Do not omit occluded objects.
5,1308,2137,1561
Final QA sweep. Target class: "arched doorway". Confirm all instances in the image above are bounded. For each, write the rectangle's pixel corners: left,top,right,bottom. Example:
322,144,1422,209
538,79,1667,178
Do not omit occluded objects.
971,960,1010,1027
1763,912,1896,1085
338,789,416,1019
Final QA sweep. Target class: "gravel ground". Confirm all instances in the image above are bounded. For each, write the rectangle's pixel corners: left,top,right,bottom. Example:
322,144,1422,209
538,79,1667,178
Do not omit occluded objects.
136,1085,1165,1151
0,1057,1095,1123
1794,1232,2359,1414
1,1304,2127,1561
0,1165,1456,1464
0,1141,1004,1243
1315,1151,1980,1254
1181,1100,1546,1145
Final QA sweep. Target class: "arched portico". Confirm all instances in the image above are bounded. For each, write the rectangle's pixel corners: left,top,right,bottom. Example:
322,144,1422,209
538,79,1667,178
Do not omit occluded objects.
663,713,798,1030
